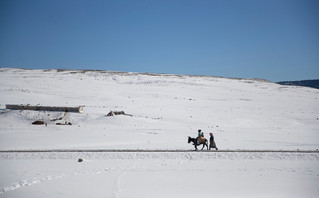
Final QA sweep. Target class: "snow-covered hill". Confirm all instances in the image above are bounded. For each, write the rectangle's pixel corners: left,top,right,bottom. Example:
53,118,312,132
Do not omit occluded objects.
1,68,318,150
278,79,319,89
1,68,319,198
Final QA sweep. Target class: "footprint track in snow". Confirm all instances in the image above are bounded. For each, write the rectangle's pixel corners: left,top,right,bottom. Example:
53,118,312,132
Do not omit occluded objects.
0,168,109,194
114,153,138,198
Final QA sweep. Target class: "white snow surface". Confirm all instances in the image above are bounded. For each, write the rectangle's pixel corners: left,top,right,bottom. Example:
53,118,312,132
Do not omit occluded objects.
0,68,319,197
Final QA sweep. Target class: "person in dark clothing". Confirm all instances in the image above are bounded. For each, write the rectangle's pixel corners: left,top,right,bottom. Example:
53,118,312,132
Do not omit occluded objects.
209,133,218,150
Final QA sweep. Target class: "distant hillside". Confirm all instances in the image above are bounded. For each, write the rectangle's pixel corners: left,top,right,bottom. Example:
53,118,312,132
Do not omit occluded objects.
277,79,319,89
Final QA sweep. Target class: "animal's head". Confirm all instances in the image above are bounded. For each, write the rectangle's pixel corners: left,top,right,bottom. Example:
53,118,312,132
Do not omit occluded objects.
188,136,191,143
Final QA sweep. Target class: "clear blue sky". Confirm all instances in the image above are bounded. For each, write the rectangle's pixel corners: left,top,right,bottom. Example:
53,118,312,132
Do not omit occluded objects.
1,0,318,81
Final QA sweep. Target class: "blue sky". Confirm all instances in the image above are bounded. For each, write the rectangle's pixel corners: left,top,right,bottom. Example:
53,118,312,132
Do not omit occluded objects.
1,0,318,81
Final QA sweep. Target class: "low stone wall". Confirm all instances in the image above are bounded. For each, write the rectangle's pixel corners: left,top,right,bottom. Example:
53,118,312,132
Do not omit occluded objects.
6,104,84,113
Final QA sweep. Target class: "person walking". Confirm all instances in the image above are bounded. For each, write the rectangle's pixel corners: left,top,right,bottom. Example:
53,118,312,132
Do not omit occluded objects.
209,133,218,150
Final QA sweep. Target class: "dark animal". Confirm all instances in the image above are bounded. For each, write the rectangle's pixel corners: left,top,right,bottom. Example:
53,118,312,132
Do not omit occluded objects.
188,136,208,150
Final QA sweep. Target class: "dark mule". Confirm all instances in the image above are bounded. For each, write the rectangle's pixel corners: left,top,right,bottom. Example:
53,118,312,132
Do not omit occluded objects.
188,136,208,150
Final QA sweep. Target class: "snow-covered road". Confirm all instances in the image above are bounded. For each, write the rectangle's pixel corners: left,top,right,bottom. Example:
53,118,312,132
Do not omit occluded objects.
1,150,319,160
1,149,319,153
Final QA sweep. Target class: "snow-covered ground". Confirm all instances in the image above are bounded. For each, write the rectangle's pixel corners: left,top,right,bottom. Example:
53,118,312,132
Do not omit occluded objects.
0,152,318,198
0,68,318,197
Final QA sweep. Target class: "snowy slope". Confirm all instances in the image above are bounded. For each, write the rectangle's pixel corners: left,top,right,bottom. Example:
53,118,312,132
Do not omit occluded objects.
0,68,319,150
1,68,319,198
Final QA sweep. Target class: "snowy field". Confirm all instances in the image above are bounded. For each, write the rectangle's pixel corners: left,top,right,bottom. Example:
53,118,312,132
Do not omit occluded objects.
0,68,319,197
0,152,319,198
